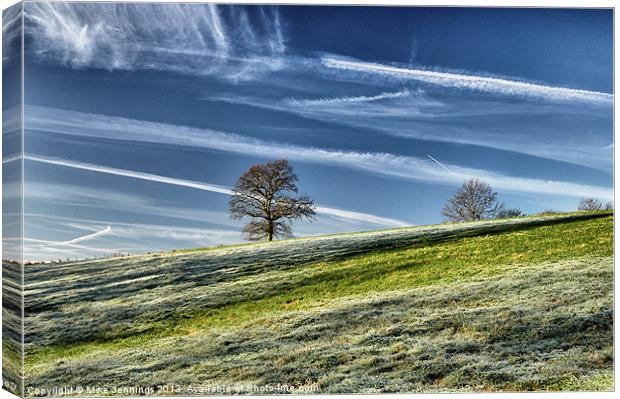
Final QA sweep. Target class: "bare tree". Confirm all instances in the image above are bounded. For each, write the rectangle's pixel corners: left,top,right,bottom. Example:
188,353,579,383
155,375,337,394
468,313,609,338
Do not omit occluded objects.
538,209,559,216
578,197,603,211
229,159,316,241
495,204,524,219
604,201,614,211
441,178,501,222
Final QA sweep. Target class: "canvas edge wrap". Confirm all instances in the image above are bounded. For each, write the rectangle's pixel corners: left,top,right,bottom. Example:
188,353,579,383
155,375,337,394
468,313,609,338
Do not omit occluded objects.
2,1,25,397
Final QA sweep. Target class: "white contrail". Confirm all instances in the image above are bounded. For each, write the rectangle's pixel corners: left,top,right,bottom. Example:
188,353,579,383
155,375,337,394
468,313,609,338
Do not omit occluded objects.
426,154,462,178
322,57,613,106
24,105,613,200
315,206,409,227
22,237,119,254
24,154,411,227
25,155,234,195
62,226,113,245
2,154,21,164
285,89,413,106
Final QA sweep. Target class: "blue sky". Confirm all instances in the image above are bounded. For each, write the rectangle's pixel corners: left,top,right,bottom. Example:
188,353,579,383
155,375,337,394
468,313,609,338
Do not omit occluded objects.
8,2,613,260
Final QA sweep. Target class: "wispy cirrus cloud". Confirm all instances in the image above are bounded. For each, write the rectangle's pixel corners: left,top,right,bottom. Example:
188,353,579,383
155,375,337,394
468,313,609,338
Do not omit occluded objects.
23,181,238,229
21,3,611,171
26,153,234,195
18,178,410,261
22,2,612,111
20,237,122,256
25,107,612,200
209,84,612,171
322,57,613,106
285,88,420,107
281,88,445,118
19,189,411,262
314,207,408,228
2,2,22,62
18,216,245,261
21,149,612,261
62,225,112,245
24,155,411,229
24,2,286,81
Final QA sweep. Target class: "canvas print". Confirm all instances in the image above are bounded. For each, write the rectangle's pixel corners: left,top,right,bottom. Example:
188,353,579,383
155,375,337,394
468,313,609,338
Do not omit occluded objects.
1,1,614,396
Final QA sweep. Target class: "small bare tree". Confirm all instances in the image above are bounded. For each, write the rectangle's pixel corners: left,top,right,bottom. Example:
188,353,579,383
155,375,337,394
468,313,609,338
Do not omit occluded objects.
495,205,524,219
442,178,501,222
578,197,603,211
538,209,559,216
229,159,316,241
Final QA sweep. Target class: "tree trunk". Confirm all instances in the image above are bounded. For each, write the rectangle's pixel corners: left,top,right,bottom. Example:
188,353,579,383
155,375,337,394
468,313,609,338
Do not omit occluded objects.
267,223,274,241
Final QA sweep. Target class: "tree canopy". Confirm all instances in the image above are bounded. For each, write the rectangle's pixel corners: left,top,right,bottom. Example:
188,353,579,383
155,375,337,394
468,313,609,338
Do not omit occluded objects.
229,159,316,241
441,178,502,222
578,197,603,211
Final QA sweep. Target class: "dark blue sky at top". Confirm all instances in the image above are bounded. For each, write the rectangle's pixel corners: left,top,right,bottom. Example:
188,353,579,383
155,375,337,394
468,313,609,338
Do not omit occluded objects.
7,2,613,260
282,7,612,91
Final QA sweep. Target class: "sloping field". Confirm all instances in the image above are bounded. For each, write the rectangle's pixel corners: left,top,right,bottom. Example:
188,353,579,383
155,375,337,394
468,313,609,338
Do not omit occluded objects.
23,213,613,393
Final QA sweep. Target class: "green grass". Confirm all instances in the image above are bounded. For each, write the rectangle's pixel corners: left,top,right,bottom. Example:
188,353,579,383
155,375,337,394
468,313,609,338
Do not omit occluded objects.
143,210,611,256
176,215,612,331
23,213,613,393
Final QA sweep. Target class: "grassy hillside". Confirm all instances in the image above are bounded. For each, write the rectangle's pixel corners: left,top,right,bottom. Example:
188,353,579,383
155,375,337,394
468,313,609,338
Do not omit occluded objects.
23,212,613,393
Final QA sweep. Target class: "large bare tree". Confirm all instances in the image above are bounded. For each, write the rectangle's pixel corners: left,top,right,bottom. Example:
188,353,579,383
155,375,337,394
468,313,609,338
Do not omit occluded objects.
441,178,501,222
229,159,316,241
